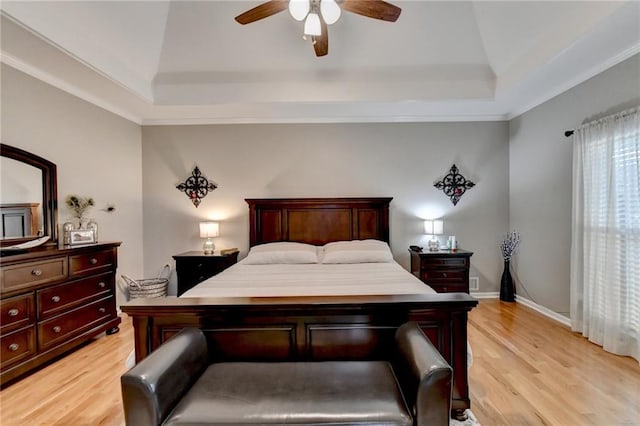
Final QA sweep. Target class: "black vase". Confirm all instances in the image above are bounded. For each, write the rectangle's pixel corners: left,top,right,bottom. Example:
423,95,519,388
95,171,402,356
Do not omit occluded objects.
500,260,515,302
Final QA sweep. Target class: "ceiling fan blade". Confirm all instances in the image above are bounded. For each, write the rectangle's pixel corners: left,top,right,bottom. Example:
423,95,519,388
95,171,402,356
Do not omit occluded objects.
235,0,288,25
312,20,329,57
340,0,401,22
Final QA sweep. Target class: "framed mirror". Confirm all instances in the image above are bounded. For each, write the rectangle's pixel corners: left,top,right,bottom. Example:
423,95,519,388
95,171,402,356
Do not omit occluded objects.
0,144,58,247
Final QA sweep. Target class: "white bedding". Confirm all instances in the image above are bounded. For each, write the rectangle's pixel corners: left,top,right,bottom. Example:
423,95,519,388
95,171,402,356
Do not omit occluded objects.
181,260,435,298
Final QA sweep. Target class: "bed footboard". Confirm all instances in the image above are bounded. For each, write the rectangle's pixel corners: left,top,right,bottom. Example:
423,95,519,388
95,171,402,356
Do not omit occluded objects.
121,292,477,413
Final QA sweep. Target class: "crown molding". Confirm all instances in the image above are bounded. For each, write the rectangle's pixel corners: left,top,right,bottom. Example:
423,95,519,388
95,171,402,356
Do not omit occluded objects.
507,44,640,120
2,53,143,125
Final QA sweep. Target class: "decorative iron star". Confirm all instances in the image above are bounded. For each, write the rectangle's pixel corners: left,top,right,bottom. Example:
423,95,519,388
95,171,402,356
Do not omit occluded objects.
176,166,218,208
434,164,475,206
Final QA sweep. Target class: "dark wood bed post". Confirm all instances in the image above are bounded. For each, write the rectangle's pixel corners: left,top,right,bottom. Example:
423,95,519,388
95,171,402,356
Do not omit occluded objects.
121,197,477,418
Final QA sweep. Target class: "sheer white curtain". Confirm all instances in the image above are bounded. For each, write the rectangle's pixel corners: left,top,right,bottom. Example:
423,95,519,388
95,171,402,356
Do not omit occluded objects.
570,106,640,363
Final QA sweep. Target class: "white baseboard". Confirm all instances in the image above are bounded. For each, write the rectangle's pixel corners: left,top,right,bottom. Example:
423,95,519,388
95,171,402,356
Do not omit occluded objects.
515,295,571,327
469,291,499,299
469,292,571,327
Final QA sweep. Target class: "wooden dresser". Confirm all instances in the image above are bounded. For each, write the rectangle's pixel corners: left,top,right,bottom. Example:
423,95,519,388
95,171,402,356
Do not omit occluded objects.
0,242,121,385
409,249,473,293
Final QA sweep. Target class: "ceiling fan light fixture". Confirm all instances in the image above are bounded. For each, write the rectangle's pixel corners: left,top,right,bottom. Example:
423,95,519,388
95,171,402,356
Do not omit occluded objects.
320,0,341,25
289,0,310,21
304,12,322,36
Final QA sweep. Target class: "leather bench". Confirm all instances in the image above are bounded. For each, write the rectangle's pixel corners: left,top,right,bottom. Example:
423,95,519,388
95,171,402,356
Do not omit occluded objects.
121,322,453,426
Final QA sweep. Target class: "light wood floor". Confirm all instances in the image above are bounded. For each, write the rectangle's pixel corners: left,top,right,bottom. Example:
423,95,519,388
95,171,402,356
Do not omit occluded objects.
1,300,639,425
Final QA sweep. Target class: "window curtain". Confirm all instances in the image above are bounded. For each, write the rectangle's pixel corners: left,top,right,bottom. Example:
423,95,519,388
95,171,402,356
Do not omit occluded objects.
570,106,639,363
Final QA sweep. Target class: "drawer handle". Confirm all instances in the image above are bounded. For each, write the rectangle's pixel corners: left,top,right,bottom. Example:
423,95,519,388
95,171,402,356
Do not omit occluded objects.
98,282,106,288
89,258,98,265
98,307,106,313
442,273,447,278
31,269,42,276
8,343,19,352
52,326,62,333
51,296,61,303
7,308,19,317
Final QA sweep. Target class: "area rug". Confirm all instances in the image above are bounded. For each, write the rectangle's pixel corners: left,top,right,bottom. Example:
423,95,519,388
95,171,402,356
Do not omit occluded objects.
451,409,481,426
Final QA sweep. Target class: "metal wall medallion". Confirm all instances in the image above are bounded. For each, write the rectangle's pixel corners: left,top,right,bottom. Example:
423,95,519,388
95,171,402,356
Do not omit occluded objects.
176,166,218,207
434,164,475,206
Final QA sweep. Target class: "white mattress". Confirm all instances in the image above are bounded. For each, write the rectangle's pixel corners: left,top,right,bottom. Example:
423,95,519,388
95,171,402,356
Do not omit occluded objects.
181,260,435,298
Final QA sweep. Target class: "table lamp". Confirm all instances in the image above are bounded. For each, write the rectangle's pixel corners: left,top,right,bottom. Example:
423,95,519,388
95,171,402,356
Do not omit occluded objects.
424,219,444,251
199,222,219,255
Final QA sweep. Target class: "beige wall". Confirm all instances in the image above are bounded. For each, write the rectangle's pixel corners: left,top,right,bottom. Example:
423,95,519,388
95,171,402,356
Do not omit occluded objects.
1,64,144,306
142,122,509,295
509,54,640,316
8,52,637,313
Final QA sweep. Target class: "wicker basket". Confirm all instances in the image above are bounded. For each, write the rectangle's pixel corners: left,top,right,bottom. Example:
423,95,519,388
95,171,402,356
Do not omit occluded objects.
121,264,170,300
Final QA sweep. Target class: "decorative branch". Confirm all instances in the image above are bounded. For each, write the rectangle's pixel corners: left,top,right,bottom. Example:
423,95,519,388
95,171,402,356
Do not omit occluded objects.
65,195,94,221
500,230,520,261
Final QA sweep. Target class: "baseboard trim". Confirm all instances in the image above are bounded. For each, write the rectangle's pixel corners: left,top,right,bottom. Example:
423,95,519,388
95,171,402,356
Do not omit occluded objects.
469,292,571,327
470,291,499,299
515,295,571,327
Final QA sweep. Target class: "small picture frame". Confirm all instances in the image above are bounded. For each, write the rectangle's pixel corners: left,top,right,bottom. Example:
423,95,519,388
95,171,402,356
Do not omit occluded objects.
68,229,96,246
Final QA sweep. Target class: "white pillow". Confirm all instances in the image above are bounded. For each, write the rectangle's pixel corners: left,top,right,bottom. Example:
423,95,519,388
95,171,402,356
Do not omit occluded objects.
243,242,319,264
320,239,394,264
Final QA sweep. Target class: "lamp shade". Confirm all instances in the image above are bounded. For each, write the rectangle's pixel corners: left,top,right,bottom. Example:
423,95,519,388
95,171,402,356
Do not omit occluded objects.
199,222,219,238
304,12,321,36
289,0,310,21
424,219,444,235
320,0,341,24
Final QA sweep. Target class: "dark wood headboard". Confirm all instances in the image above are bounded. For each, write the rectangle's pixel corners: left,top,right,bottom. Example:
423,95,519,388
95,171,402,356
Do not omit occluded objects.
245,198,392,247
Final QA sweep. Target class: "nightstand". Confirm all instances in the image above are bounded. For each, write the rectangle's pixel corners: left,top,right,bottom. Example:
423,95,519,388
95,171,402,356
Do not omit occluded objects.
409,249,473,293
172,251,239,296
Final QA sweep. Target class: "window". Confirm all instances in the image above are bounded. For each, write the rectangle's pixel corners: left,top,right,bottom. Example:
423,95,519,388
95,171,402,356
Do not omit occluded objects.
571,107,639,363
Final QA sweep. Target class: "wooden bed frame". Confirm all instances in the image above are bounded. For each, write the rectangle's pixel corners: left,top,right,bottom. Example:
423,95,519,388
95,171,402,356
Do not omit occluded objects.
121,197,478,416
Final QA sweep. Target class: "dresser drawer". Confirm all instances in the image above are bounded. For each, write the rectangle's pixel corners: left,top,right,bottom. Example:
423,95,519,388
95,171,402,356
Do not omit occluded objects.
0,293,35,333
69,249,116,277
0,257,68,293
0,326,36,368
38,296,115,351
37,272,114,320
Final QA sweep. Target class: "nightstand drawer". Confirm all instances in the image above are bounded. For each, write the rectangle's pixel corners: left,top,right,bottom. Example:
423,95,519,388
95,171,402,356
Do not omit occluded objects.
428,283,468,293
173,251,239,296
177,260,222,287
421,257,468,268
421,270,465,282
410,249,473,294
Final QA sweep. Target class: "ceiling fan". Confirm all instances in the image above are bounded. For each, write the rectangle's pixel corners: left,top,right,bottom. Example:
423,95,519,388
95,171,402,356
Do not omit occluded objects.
235,0,401,57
